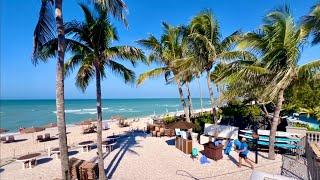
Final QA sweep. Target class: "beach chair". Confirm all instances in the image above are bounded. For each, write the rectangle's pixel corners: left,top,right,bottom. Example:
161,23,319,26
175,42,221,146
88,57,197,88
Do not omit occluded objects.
37,135,44,142
1,136,6,142
44,133,51,141
7,135,15,143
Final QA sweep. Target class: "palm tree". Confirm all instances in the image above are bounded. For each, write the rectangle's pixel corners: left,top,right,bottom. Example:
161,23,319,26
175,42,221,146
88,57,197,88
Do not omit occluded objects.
33,1,70,178
231,6,320,159
63,4,144,179
190,10,244,123
137,23,191,122
33,1,128,179
301,3,320,45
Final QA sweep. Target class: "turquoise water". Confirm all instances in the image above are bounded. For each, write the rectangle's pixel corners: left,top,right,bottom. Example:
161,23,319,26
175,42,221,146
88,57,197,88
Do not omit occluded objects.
0,98,210,132
299,115,320,129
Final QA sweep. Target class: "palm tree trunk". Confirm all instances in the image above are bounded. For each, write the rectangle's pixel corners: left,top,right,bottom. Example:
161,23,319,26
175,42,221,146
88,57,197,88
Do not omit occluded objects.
206,70,216,124
95,66,106,180
55,1,70,179
176,79,190,122
268,88,285,160
185,81,193,118
197,78,203,114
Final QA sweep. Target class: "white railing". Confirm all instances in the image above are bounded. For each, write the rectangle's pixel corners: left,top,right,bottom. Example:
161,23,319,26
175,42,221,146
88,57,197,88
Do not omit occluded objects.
306,131,320,143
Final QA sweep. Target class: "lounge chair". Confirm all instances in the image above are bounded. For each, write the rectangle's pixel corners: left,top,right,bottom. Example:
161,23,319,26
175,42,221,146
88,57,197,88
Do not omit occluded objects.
7,135,15,143
44,133,51,141
36,135,44,142
1,136,6,142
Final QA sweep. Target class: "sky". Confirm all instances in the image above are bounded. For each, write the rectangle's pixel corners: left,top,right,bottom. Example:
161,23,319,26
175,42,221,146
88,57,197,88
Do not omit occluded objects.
1,0,319,99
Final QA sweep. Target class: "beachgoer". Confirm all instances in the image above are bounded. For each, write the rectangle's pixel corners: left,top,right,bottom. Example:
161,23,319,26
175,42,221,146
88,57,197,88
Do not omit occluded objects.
237,137,254,169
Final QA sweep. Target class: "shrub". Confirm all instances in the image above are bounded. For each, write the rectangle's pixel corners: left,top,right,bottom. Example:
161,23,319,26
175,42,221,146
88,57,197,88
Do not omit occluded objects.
163,115,176,124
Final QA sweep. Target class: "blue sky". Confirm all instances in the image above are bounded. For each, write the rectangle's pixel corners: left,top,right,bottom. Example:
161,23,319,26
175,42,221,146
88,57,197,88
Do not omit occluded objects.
1,0,319,99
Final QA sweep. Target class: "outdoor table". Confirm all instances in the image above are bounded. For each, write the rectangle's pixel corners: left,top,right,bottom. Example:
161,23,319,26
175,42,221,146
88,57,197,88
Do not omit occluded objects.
102,140,116,152
78,141,95,152
16,153,41,169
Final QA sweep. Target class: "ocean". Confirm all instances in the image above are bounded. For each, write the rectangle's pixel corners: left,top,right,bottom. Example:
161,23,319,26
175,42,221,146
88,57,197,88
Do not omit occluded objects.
0,98,210,132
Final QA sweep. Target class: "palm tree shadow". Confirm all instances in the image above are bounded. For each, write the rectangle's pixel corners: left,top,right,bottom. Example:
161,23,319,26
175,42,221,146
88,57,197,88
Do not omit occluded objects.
105,130,144,179
37,157,53,165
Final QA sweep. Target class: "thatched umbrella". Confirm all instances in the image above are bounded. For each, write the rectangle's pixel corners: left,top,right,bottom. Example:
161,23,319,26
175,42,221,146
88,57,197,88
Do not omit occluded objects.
166,120,196,130
0,128,9,134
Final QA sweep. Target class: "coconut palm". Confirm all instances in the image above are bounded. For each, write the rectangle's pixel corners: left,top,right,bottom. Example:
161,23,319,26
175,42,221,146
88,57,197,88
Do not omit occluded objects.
33,0,128,179
301,3,320,45
63,4,144,179
190,10,245,123
137,23,191,122
33,0,70,178
229,6,320,159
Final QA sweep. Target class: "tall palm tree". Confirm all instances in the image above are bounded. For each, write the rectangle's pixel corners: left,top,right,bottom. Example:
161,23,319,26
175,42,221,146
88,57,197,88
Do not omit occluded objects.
301,3,320,45
137,23,191,122
231,6,320,159
33,1,70,179
33,1,128,179
63,4,144,179
190,10,244,123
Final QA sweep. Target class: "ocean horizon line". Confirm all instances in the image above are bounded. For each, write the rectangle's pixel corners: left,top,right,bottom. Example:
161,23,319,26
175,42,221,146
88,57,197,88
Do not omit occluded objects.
0,97,212,101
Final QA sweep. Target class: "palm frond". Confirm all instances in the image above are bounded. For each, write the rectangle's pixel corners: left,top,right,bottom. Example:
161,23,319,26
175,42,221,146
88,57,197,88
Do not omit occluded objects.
32,0,55,65
136,67,168,85
106,46,146,66
298,60,320,79
92,0,127,26
107,60,135,83
76,64,95,91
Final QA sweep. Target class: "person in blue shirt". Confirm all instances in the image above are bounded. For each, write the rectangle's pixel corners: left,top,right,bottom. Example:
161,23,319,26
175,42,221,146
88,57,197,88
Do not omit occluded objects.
237,138,254,169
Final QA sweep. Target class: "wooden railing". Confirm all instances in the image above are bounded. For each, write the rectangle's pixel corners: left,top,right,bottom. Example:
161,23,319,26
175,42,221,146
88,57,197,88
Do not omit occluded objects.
306,141,320,180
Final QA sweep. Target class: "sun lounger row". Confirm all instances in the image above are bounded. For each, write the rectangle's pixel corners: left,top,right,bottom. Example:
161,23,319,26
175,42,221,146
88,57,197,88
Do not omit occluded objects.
0,135,15,143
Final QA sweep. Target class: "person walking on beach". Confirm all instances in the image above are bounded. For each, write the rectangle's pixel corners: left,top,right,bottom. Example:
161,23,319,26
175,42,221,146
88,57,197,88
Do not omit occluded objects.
237,137,254,169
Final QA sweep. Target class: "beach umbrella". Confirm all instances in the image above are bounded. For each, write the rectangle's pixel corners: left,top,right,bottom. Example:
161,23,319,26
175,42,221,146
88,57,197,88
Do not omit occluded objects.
0,128,9,134
166,120,196,130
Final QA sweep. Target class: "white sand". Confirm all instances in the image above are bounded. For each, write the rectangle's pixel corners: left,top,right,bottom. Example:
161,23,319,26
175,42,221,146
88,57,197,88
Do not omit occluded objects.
0,109,284,180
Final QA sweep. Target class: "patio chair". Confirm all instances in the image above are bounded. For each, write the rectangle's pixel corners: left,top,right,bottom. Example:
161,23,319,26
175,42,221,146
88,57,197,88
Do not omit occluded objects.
36,135,44,142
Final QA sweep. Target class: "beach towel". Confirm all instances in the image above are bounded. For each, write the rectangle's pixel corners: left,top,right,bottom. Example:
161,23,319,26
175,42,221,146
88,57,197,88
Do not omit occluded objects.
224,140,233,155
200,155,210,165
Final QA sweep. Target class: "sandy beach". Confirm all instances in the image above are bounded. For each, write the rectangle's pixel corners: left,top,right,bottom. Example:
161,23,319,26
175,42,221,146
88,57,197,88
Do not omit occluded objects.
0,108,285,180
